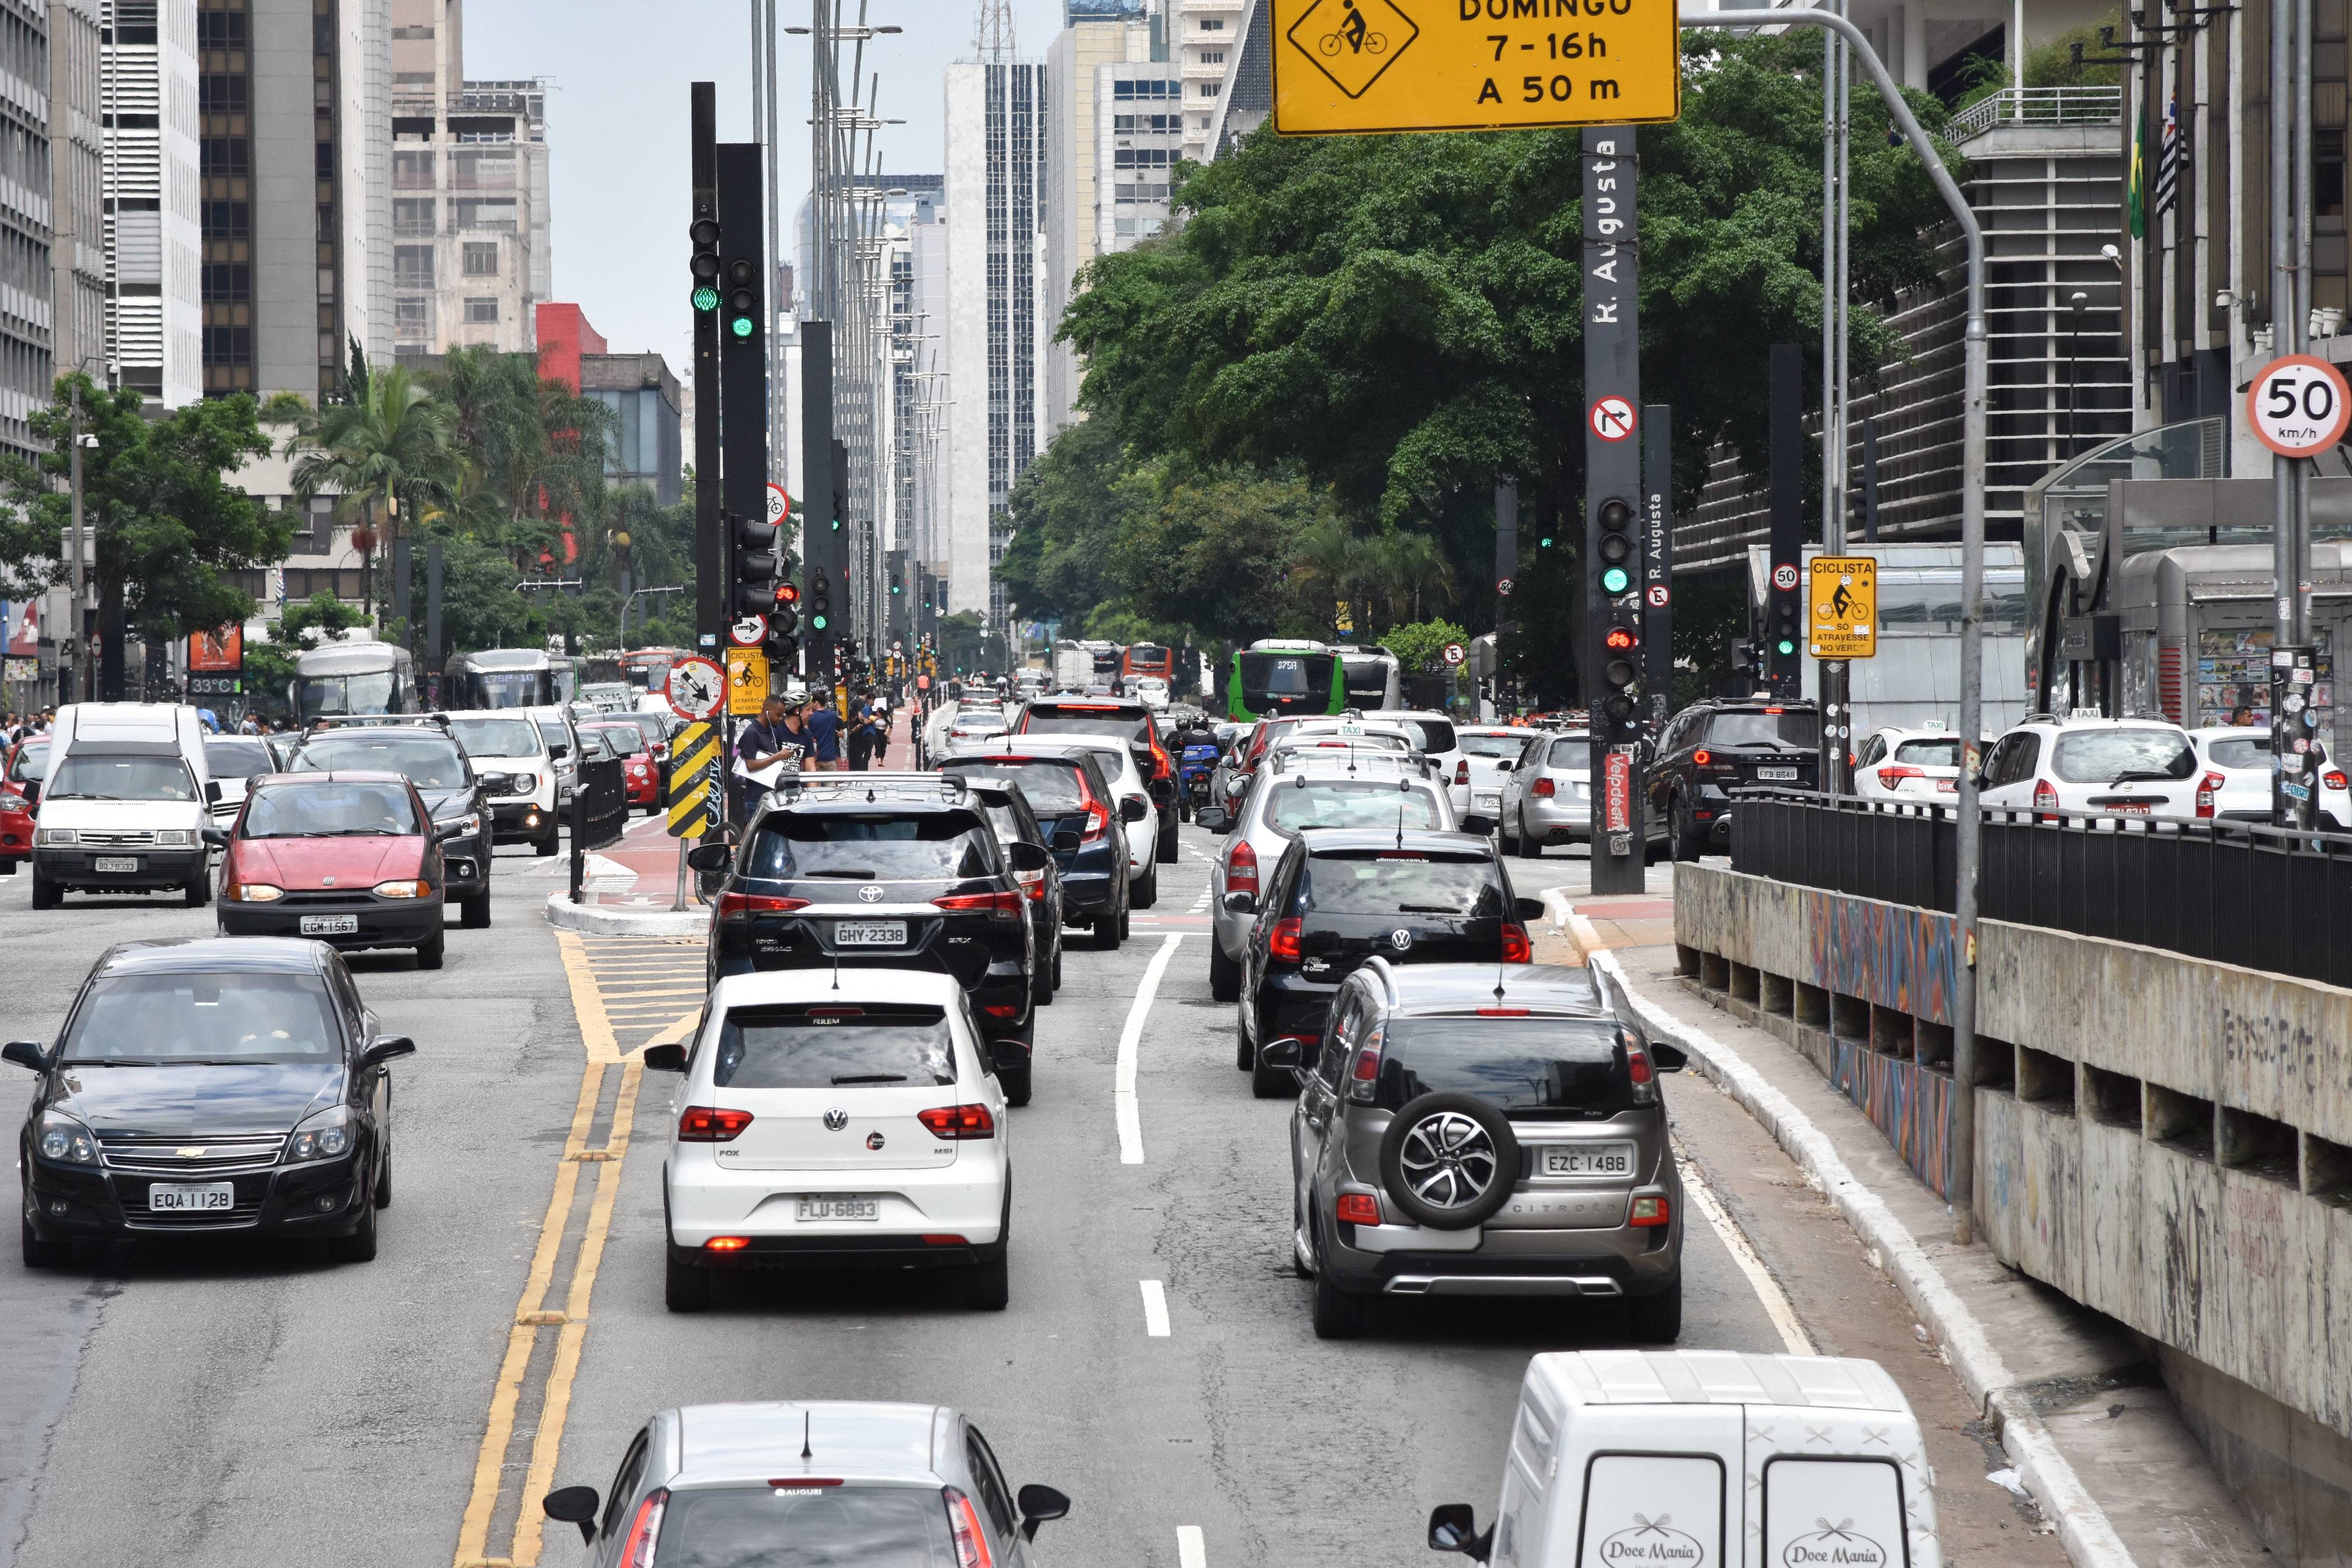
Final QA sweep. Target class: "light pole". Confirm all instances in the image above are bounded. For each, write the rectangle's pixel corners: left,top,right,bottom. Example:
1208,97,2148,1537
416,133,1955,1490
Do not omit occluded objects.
64,356,105,702
619,584,686,654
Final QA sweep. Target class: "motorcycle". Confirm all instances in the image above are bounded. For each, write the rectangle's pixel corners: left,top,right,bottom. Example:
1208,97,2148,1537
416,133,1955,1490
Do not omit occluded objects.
1178,741,1221,823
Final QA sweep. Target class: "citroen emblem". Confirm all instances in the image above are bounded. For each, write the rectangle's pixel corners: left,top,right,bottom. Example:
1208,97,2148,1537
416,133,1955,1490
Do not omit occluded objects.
1390,928,1413,950
823,1108,848,1131
178,1146,206,1158
858,885,885,904
865,1131,886,1151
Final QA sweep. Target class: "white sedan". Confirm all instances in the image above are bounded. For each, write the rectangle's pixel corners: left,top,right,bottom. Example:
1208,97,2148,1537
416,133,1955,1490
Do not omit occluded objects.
2187,726,2352,825
1977,715,2200,823
647,968,1012,1313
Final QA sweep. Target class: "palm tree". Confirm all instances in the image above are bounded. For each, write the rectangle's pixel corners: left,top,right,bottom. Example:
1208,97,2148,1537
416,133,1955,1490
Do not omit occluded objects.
1292,515,1371,638
289,363,459,618
1365,530,1455,630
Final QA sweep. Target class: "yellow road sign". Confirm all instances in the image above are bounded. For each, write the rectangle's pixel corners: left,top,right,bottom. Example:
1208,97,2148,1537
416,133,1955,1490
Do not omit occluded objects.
725,647,769,715
1270,0,1680,137
665,720,721,838
1808,555,1878,660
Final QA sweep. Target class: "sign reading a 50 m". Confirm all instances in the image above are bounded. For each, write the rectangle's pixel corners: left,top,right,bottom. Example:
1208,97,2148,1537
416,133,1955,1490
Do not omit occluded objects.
1271,0,1681,137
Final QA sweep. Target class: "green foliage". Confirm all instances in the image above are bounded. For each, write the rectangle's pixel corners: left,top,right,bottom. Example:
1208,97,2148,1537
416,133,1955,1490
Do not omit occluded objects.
242,592,368,703
937,610,1003,674
1668,570,1754,710
1386,619,1469,675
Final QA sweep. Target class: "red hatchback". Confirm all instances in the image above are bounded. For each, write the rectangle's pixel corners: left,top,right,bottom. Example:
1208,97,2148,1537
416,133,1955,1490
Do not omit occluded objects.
214,771,456,967
580,722,660,813
1,738,46,875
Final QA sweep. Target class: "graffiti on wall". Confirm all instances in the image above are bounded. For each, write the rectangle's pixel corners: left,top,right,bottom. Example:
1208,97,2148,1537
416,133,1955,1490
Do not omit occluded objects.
1808,893,1962,1026
1831,1038,1951,1197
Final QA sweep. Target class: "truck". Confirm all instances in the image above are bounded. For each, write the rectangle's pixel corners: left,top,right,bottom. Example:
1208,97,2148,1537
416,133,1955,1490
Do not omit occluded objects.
1051,640,1095,691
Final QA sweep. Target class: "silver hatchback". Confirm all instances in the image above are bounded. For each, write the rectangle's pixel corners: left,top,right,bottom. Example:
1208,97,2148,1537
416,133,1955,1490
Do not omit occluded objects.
1497,729,1593,857
544,1400,1070,1566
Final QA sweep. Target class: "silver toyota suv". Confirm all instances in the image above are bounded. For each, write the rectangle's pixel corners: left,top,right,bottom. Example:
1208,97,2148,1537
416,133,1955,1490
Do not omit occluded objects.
1265,959,1687,1341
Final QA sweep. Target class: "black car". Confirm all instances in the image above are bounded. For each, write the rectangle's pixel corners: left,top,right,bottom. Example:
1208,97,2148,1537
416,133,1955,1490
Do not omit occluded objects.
1644,698,1821,860
939,747,1135,951
690,774,1048,1104
963,780,1065,1005
1230,829,1540,1098
1014,697,1179,864
11,937,414,1264
284,717,502,927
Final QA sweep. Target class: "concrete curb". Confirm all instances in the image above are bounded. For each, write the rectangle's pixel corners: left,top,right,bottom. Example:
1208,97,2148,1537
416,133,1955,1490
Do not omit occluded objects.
1589,946,2139,1568
1537,887,1606,967
541,890,708,937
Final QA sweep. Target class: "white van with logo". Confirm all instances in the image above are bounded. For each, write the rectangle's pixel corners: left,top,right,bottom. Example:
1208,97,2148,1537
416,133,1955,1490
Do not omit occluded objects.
31,703,220,909
1430,1350,1938,1568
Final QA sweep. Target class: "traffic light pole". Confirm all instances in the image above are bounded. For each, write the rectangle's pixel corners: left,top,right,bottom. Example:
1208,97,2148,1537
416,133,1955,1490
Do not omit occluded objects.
690,84,724,655
1583,127,1645,896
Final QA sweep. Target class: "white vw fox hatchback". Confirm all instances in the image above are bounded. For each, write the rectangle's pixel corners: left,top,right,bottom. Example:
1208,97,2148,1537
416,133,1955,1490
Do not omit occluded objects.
647,968,1012,1314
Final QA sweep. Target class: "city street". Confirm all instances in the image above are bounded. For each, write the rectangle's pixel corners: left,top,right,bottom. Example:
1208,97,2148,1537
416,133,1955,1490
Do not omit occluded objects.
0,829,2062,1567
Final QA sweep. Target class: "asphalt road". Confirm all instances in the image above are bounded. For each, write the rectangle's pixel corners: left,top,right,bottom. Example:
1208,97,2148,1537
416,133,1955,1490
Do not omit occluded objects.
0,820,2055,1567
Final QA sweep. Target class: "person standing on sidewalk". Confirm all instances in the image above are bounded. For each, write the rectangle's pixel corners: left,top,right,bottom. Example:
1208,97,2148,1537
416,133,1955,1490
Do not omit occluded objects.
806,689,842,771
733,694,805,819
845,693,877,772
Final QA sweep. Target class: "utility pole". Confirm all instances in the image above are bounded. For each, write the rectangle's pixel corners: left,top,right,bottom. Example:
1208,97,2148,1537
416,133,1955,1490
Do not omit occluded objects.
2271,0,2318,829
1494,477,1516,717
1818,3,1853,795
690,83,724,655
67,378,88,702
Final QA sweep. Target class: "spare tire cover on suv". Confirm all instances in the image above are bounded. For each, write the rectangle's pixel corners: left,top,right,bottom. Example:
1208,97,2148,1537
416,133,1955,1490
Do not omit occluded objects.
1376,1092,1519,1230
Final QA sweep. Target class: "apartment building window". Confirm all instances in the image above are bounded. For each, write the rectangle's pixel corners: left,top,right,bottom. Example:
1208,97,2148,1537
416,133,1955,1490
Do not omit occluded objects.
393,150,434,188
1112,80,1177,100
200,137,249,177
1198,50,1225,64
463,297,498,324
454,199,516,232
462,241,499,276
197,10,249,47
201,263,250,301
202,199,250,238
394,245,433,285
199,74,248,113
1200,82,1220,97
2321,130,2346,220
394,198,435,236
395,297,430,333
1197,16,1225,27
282,568,367,601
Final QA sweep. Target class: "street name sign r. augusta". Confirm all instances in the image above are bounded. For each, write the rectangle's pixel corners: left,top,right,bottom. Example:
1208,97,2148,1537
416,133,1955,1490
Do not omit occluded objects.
1271,0,1680,136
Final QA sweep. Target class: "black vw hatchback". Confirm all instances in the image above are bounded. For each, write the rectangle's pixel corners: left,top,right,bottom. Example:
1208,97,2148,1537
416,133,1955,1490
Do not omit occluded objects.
693,774,1048,1104
11,937,413,1265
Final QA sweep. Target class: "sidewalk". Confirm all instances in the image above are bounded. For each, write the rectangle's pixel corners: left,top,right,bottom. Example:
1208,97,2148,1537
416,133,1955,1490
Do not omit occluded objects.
1522,855,2270,1568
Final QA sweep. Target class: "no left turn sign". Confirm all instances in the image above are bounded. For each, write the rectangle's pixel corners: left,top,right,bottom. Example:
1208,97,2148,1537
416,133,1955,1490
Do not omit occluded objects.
2249,355,2352,458
1588,396,1636,442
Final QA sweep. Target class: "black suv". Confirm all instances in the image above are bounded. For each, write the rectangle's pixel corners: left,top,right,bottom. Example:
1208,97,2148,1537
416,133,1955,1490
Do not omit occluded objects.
1644,697,1820,860
691,774,1049,1104
939,746,1135,950
284,716,502,927
963,779,1065,1007
1014,697,1178,864
1229,828,1540,1099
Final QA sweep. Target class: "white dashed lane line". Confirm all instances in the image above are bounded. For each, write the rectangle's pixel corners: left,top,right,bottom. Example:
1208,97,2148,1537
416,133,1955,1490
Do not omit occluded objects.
1113,934,1183,1164
1178,1525,1208,1567
1139,1279,1171,1337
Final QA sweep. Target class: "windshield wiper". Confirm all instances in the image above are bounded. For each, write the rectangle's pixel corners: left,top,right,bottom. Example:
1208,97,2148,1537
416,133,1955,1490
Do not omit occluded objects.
2107,769,2180,786
830,1073,908,1084
1396,903,1469,914
63,1057,156,1066
808,869,880,878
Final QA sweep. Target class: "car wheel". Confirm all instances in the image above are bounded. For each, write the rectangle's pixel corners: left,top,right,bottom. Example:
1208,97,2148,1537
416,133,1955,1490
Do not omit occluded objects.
460,890,492,930
665,1250,712,1313
1673,796,1705,862
1052,946,1063,990
1515,811,1543,859
534,827,559,857
29,870,59,910
21,1215,69,1269
1208,939,1240,1002
1252,1055,1295,1100
997,1061,1033,1108
1499,812,1520,855
1625,1275,1683,1343
1118,902,1131,940
1312,1268,1366,1340
375,1147,393,1208
963,1252,1010,1310
1134,862,1158,909
184,870,209,907
1032,956,1052,1005
1376,1092,1520,1230
1236,1011,1255,1071
327,1196,378,1263
1157,817,1178,864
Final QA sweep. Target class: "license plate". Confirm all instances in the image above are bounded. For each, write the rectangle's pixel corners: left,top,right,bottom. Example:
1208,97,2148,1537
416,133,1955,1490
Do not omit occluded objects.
93,855,138,873
1476,792,1501,809
1754,767,1800,782
834,921,907,946
1539,1143,1636,1178
798,1195,879,1221
300,915,360,936
2098,801,2152,816
148,1182,235,1212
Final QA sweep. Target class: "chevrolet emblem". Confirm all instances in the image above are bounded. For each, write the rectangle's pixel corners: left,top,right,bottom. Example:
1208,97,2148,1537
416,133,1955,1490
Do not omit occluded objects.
178,1146,206,1158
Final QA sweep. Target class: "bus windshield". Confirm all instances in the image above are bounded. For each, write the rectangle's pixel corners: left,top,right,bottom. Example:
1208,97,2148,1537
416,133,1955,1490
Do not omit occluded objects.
296,672,397,718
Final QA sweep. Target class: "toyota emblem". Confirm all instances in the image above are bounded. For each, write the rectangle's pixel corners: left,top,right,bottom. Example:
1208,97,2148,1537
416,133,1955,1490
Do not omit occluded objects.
865,1131,886,1151
823,1108,848,1131
1390,928,1414,950
858,885,885,904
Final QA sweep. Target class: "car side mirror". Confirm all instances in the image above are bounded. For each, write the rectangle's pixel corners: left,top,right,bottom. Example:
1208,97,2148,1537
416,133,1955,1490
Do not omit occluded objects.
433,820,467,842
1120,796,1149,823
1258,1037,1304,1069
204,780,222,804
1222,890,1256,914
3,1039,47,1073
686,842,734,873
1516,896,1546,922
1005,839,1052,873
641,1042,688,1072
550,745,570,759
1651,1042,1688,1072
201,826,230,849
1429,1503,1492,1560
1049,825,1082,854
542,1485,600,1546
1015,1483,1070,1541
1196,806,1230,833
359,1034,417,1071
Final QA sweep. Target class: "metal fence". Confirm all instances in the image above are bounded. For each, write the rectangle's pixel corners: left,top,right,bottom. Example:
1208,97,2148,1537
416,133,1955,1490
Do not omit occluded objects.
1732,791,2352,990
567,757,628,904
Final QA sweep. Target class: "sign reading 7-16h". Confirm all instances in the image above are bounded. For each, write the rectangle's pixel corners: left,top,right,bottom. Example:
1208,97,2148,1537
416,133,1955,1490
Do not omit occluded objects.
1271,0,1681,137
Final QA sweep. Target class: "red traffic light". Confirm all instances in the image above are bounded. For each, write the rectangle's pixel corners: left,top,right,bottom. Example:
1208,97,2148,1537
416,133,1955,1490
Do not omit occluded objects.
777,582,801,604
1603,626,1639,652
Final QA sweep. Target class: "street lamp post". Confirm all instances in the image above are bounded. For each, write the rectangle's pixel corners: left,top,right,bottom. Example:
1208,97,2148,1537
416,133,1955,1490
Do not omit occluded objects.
619,584,686,655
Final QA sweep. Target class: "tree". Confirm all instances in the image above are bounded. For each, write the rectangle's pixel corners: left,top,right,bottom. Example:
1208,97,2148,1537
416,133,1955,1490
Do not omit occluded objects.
242,591,368,712
1387,618,1469,675
288,362,460,616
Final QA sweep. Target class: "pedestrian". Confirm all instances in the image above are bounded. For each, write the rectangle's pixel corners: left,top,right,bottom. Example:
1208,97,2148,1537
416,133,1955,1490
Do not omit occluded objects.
733,693,804,818
846,694,877,772
806,690,842,771
868,698,892,768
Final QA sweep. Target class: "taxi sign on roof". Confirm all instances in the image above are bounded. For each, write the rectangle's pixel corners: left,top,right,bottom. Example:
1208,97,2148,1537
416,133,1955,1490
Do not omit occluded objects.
1271,0,1682,138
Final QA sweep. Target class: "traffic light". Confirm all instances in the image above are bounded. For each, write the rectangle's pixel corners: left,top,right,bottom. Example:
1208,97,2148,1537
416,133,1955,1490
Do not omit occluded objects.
1594,497,1635,596
1772,593,1801,660
810,570,831,634
730,508,781,615
1600,624,1641,725
724,256,759,340
689,217,721,314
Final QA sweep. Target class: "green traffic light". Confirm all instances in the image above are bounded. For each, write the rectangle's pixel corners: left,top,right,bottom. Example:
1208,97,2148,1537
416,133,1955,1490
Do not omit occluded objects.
692,284,719,312
729,315,755,338
1776,637,1797,656
811,613,829,630
830,517,843,532
1600,566,1630,594
1539,535,1554,548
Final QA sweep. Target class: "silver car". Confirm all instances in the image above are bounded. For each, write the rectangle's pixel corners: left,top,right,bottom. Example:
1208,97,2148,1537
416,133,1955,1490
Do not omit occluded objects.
544,1401,1070,1566
1497,728,1592,857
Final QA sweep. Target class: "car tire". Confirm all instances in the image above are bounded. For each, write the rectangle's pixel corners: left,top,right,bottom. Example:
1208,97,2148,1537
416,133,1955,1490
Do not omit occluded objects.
21,1215,69,1269
1157,816,1178,864
534,827,559,857
460,890,492,930
1312,1267,1366,1340
1052,947,1063,990
417,928,445,969
1235,1011,1255,1071
1251,1055,1295,1100
1208,939,1241,1002
1499,813,1520,855
184,870,209,907
327,1196,378,1263
1094,909,1123,950
1135,862,1158,909
1376,1091,1520,1230
1673,796,1705,862
29,870,59,910
1626,1275,1683,1343
1032,956,1052,1005
375,1147,393,1208
1515,811,1543,859
665,1250,712,1313
1119,903,1131,941
997,1061,1033,1108
963,1251,1010,1310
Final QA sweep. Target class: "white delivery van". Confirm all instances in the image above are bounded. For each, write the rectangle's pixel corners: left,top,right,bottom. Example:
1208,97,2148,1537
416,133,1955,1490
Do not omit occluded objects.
32,703,220,909
1431,1350,1937,1568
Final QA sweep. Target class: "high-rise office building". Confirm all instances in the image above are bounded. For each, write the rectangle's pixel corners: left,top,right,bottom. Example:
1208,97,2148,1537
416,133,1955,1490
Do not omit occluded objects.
1044,2,1151,435
104,0,202,407
50,2,105,409
1173,0,1244,164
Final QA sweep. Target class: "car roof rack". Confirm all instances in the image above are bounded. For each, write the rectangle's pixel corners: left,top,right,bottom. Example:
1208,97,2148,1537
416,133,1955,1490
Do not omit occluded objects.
304,712,454,734
777,771,969,805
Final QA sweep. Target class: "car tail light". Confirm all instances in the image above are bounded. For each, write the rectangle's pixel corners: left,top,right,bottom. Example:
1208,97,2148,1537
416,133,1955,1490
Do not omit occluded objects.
944,1486,995,1568
1500,922,1532,963
1268,916,1302,964
2329,770,2349,791
934,889,1022,919
2195,770,2225,819
767,1477,844,1487
1532,777,1556,797
1623,1029,1659,1104
1879,766,1925,786
677,1105,753,1141
1346,1022,1387,1103
1227,838,1259,897
1015,866,1045,901
718,892,809,918
1692,749,1710,766
1477,1006,1530,1016
704,1236,751,1252
918,1103,997,1140
1629,1195,1673,1228
921,1234,969,1246
2032,778,2060,817
1150,734,1173,781
1335,1192,1382,1226
1454,758,1469,785
617,1488,668,1568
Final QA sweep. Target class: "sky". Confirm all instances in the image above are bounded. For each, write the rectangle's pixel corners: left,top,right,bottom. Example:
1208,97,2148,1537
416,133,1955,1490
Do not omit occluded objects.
464,0,1070,376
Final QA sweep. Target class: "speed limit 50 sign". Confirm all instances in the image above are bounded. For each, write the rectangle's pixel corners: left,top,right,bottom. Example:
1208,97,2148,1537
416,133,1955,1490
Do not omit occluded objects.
2249,354,2352,458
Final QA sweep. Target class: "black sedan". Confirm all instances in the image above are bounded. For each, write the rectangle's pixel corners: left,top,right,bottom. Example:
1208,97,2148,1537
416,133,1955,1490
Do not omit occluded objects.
11,938,414,1265
963,779,1066,1005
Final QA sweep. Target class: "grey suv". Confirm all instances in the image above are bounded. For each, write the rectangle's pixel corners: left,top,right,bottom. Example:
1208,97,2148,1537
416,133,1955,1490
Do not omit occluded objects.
1264,959,1688,1341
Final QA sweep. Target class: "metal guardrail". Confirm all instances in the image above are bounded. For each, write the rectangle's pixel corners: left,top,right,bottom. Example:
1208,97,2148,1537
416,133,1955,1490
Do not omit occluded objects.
1948,85,2124,140
1732,790,2352,990
567,756,628,904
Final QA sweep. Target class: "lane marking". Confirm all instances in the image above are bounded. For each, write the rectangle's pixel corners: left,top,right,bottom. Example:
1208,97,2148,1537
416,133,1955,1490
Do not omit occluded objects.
1674,1141,1816,1356
1178,1525,1208,1567
1140,1278,1171,1337
1114,934,1183,1165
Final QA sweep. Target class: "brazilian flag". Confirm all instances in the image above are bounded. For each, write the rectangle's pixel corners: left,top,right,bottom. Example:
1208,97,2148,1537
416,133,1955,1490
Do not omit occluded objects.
2127,102,2147,239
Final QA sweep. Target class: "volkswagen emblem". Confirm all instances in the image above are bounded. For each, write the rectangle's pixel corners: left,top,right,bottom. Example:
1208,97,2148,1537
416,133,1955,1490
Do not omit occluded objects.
1390,928,1413,951
865,1131,886,1151
858,885,885,904
823,1108,848,1131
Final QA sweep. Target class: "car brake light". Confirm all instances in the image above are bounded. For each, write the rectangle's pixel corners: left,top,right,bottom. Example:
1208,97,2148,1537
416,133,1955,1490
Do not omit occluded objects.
945,1486,995,1568
1630,1195,1672,1228
1227,838,1259,897
2032,778,2060,816
2329,770,2349,791
1335,1192,1382,1226
677,1105,754,1141
918,1103,997,1139
704,1236,751,1252
617,1488,667,1568
981,1003,1020,1018
1532,777,1556,797
1477,1006,1530,1016
718,892,809,918
1693,749,1711,766
2195,770,2225,819
1500,922,1532,963
1454,758,1469,785
1268,916,1303,963
1346,1021,1387,1103
1880,765,1924,785
934,889,1023,918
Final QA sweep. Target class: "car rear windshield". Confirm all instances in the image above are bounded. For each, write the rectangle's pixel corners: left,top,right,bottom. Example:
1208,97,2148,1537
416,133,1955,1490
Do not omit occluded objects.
48,754,198,802
1891,738,1962,767
748,811,996,881
1397,718,1457,754
1371,1018,1627,1115
1456,733,1527,759
61,971,340,1065
1702,709,1818,748
977,801,1033,848
2052,729,2195,783
242,781,421,837
293,734,470,788
1547,738,1589,770
451,717,540,758
2205,736,2271,769
1021,709,1148,743
712,1005,956,1089
1266,781,1444,835
582,725,648,757
1302,852,1505,917
940,760,1086,814
651,1483,956,1566
1281,732,1409,756
204,738,273,778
